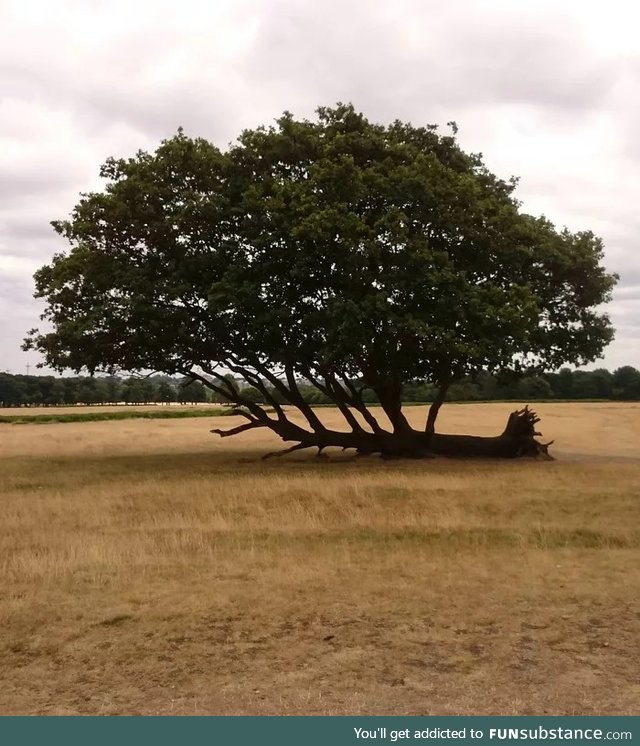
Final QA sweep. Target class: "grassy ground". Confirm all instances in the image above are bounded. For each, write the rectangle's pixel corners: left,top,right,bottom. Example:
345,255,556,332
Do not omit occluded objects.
1,403,639,715
0,407,231,424
0,402,227,413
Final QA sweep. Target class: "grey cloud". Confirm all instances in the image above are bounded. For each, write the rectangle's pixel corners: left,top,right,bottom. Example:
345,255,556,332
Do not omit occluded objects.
0,171,81,207
0,14,254,144
1,208,69,262
609,297,640,319
238,0,621,120
614,285,640,299
614,59,640,162
1,0,621,150
0,274,38,317
0,0,638,371
0,239,59,263
0,319,45,375
600,236,640,290
0,215,57,243
614,266,640,290
0,276,47,373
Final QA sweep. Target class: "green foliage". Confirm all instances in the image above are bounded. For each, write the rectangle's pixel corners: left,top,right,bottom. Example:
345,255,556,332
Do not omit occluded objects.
178,378,208,403
25,104,617,400
157,381,176,403
612,366,640,400
0,373,174,407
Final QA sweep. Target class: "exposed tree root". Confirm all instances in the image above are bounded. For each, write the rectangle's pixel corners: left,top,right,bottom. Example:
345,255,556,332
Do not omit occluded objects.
430,406,555,459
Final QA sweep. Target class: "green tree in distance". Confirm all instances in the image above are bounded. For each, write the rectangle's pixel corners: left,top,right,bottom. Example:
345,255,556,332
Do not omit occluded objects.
157,380,176,404
24,104,617,458
178,378,208,404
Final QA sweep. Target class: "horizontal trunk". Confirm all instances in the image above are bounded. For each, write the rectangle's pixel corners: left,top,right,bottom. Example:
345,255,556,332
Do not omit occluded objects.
426,405,554,459
211,405,554,461
429,433,549,459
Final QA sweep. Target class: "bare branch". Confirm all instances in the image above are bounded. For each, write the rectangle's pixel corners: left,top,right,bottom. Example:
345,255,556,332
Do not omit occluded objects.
425,381,449,437
323,372,366,433
210,421,265,438
337,373,385,435
230,408,259,422
224,358,289,422
303,366,379,434
185,367,273,425
261,442,314,460
283,363,326,432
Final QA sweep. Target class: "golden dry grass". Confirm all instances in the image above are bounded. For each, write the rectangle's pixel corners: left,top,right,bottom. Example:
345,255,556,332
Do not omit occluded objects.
0,403,225,417
1,403,639,715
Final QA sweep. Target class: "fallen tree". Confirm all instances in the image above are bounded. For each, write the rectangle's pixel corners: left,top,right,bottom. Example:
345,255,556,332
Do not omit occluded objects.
210,384,554,459
25,105,616,459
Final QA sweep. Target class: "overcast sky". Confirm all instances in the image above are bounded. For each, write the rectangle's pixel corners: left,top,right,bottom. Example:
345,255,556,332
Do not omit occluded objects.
1,0,639,374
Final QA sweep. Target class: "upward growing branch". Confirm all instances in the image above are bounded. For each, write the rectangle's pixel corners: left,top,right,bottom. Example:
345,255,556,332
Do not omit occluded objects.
425,381,450,438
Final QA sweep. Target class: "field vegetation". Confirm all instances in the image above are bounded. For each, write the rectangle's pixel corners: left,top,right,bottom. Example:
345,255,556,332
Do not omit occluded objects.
0,406,231,425
1,403,639,714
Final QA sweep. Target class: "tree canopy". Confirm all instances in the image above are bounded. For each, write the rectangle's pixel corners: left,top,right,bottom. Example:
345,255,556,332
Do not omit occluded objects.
25,104,617,458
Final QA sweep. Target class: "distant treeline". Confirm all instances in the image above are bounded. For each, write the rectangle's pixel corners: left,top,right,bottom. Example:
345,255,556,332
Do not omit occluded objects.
0,374,208,408
2,367,640,408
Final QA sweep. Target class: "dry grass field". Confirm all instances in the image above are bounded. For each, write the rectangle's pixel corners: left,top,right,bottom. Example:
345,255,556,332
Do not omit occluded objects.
1,403,639,715
0,403,226,417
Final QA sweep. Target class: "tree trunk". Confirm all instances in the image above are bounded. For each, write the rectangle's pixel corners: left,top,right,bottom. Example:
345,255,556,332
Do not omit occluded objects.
374,377,412,436
430,406,554,459
425,381,449,439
